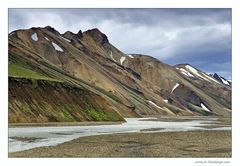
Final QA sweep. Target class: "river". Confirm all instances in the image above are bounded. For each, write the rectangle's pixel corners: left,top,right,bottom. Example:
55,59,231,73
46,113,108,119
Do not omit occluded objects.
9,117,231,153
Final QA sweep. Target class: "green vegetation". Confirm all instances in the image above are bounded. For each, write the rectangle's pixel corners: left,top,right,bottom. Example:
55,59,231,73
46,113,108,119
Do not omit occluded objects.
9,53,121,103
85,108,123,121
60,110,76,122
14,100,33,115
9,77,124,123
36,102,78,122
9,63,47,79
9,53,60,82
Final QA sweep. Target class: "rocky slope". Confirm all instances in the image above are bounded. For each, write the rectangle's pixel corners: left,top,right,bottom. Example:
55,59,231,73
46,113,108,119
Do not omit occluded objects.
8,26,231,123
8,53,124,123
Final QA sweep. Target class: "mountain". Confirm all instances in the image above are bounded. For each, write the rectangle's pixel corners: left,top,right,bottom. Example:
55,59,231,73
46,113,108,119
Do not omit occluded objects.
209,73,231,86
8,26,231,123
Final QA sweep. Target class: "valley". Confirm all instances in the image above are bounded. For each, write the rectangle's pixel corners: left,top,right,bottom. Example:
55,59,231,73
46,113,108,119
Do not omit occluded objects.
8,26,232,157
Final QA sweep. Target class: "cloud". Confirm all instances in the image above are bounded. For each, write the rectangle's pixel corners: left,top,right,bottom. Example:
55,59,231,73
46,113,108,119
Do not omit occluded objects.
9,8,231,79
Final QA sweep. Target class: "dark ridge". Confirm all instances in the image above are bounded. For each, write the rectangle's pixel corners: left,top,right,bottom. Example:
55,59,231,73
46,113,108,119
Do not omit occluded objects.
77,30,83,38
63,30,83,40
84,28,109,44
44,26,60,35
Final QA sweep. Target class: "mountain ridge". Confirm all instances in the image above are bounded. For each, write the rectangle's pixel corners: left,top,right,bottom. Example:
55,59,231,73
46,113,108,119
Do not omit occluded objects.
8,26,231,123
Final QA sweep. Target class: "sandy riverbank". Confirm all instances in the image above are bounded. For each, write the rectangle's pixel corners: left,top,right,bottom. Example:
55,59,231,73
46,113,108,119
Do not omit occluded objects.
9,121,124,128
9,130,231,158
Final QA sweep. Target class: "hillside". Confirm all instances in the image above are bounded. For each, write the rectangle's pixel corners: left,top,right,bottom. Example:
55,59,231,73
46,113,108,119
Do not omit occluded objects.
8,26,231,123
8,53,125,123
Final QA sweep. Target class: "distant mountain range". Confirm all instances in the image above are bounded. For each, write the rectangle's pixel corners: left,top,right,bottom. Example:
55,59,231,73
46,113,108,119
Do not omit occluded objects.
8,26,231,123
209,73,231,86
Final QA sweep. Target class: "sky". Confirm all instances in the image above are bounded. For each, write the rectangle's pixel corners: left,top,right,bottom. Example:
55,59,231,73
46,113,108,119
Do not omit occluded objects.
9,8,232,79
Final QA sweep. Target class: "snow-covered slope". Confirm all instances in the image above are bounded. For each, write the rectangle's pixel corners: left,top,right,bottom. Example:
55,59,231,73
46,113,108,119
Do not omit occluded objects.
176,64,220,84
209,73,231,86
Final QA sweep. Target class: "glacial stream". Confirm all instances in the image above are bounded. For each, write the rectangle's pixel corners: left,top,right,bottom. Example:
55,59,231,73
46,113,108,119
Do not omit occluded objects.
9,118,231,153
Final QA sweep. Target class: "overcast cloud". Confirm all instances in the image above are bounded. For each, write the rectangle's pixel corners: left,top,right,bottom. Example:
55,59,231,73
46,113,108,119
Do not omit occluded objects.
9,8,232,79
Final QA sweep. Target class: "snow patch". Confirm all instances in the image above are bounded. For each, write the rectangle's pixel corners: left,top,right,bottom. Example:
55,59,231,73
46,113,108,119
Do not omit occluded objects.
120,56,126,65
171,83,179,94
127,54,134,58
44,37,50,41
147,101,162,109
10,32,15,36
185,65,198,74
181,71,189,77
52,42,64,52
31,33,38,41
185,65,210,82
179,68,194,77
163,99,168,103
220,77,230,85
109,51,116,62
202,73,220,84
60,36,71,43
201,103,211,112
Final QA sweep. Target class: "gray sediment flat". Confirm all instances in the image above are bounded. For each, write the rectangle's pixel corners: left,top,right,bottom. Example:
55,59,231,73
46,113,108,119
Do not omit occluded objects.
9,130,231,158
9,117,231,153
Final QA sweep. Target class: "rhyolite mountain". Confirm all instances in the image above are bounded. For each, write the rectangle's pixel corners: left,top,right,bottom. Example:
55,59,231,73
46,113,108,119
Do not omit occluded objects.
8,26,231,123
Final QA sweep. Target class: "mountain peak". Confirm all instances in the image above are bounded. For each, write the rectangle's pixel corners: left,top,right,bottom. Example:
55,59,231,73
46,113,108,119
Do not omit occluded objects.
77,30,83,37
63,30,83,40
87,28,102,33
63,30,74,36
84,28,109,44
43,26,60,35
213,73,219,77
210,73,231,86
